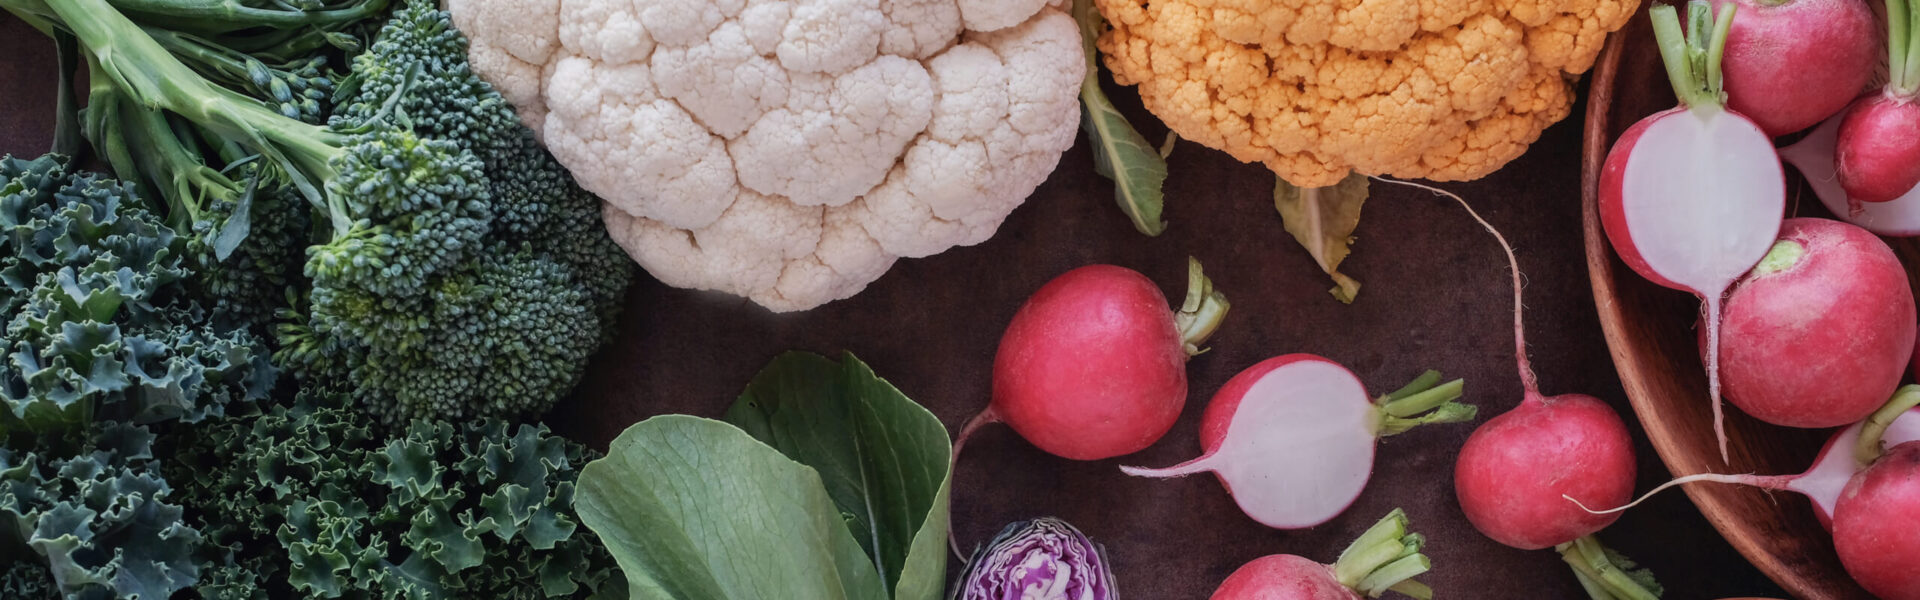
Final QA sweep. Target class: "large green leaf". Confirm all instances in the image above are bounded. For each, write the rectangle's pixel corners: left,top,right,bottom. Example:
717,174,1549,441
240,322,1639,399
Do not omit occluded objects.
577,353,952,600
724,352,952,599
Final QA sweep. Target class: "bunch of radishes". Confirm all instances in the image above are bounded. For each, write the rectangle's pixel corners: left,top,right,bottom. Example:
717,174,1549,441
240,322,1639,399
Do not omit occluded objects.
1594,1,1920,597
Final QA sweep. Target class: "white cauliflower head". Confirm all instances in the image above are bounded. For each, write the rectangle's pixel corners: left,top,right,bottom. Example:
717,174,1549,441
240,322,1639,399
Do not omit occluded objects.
449,0,1085,311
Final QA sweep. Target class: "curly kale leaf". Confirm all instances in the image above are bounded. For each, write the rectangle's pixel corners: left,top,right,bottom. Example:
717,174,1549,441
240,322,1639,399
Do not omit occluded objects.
0,154,274,435
0,421,203,600
163,398,625,599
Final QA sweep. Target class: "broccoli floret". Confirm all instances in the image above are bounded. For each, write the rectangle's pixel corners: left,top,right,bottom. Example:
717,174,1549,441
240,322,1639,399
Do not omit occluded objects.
19,0,633,424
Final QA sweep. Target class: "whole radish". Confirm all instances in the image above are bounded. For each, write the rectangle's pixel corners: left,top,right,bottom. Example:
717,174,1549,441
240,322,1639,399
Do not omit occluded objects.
1833,390,1920,600
1365,179,1661,600
1711,0,1879,137
1833,442,1920,600
1713,218,1917,428
1121,355,1474,528
1211,510,1436,600
1836,0,1920,203
959,258,1229,461
1600,0,1787,460
1786,114,1920,235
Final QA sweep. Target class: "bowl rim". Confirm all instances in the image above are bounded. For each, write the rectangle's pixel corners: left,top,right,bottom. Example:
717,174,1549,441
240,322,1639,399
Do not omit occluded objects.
1576,22,1865,600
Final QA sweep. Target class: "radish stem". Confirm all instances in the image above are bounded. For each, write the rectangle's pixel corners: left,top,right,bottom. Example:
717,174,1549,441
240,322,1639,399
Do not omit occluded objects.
1891,0,1914,93
1650,2,1736,112
1905,0,1920,93
1176,257,1231,356
1374,375,1475,435
1557,536,1662,600
1856,385,1920,466
1332,510,1432,597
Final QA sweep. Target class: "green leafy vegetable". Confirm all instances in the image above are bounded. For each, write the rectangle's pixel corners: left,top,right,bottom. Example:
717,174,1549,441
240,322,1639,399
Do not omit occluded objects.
578,352,952,600
1273,173,1369,303
1074,0,1169,237
0,422,204,600
162,394,625,599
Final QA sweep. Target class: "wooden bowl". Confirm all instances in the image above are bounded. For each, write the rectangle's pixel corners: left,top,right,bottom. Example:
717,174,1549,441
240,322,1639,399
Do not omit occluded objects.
1580,8,1878,600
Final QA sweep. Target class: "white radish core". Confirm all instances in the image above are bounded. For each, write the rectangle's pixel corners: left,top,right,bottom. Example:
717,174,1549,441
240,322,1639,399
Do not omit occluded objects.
1621,110,1785,459
1785,113,1920,236
1790,409,1920,521
1121,360,1376,529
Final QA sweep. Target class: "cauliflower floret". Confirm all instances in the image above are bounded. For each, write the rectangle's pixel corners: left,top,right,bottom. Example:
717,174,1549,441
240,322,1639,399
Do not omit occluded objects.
452,0,1084,311
1094,0,1635,187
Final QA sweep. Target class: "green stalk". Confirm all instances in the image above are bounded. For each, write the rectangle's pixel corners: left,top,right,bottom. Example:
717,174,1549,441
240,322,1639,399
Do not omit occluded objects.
107,0,389,34
40,0,348,230
1648,1,1736,112
1332,510,1433,598
1855,385,1920,466
1907,0,1920,93
1176,257,1231,356
1556,536,1663,600
1373,372,1475,436
51,31,83,158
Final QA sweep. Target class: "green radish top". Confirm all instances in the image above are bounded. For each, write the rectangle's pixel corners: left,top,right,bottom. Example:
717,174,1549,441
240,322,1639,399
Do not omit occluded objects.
1557,536,1665,600
1886,0,1920,96
1176,257,1232,356
1857,385,1920,466
1371,370,1478,436
1333,510,1435,599
1651,0,1737,114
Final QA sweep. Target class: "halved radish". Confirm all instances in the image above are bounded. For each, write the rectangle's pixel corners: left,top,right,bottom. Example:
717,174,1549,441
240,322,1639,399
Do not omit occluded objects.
1600,0,1787,460
1786,112,1920,236
1120,355,1474,529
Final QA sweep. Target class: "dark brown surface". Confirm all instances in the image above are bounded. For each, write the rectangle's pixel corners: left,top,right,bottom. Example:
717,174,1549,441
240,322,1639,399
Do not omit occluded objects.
1581,7,1878,600
0,12,1786,599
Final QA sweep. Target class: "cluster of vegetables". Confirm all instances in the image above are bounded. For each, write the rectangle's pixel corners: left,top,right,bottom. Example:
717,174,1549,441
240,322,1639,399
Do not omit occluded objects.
0,0,637,596
1595,0,1920,598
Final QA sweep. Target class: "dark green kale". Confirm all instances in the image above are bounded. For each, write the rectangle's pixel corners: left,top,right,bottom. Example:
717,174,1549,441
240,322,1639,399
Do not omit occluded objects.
0,421,203,600
163,394,626,599
0,154,274,435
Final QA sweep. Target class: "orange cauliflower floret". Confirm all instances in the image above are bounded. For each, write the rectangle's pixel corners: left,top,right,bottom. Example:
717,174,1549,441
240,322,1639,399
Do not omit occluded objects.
1094,0,1636,187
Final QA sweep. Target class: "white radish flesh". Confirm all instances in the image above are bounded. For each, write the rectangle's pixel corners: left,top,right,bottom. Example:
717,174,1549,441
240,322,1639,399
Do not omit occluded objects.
1785,113,1920,236
1601,3,1786,461
1121,355,1473,529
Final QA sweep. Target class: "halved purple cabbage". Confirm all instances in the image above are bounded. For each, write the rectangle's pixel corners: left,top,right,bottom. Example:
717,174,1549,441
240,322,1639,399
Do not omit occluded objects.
951,517,1117,600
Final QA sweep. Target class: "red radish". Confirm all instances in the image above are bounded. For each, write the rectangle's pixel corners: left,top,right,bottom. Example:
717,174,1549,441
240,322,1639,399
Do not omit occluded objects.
1711,0,1879,137
1836,0,1920,204
1573,403,1920,528
1711,218,1917,428
1600,0,1788,460
1120,355,1473,528
957,258,1230,461
1833,441,1920,600
1786,113,1920,235
1210,510,1436,600
1366,177,1662,598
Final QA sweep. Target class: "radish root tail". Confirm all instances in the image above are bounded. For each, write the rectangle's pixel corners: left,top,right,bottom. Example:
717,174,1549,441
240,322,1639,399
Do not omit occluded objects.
1706,295,1730,463
948,409,999,562
1563,472,1793,515
1371,177,1539,397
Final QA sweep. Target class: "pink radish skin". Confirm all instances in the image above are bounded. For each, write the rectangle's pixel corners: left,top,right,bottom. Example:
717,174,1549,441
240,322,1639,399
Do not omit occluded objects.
1834,0,1920,205
1836,97,1920,203
1833,441,1920,600
1211,510,1436,600
1455,393,1638,550
1121,355,1472,529
1788,112,1920,235
962,259,1228,461
1213,556,1362,600
1600,2,1787,460
1711,218,1918,428
1711,0,1879,137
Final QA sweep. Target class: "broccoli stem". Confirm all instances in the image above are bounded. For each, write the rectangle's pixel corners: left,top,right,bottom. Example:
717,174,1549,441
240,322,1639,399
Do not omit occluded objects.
37,0,350,231
107,0,388,35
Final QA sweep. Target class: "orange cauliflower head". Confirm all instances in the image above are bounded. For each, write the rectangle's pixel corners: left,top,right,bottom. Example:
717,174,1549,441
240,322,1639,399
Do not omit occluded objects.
1093,0,1636,187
